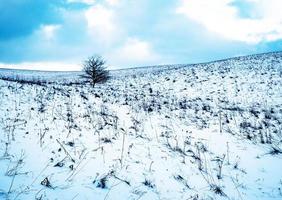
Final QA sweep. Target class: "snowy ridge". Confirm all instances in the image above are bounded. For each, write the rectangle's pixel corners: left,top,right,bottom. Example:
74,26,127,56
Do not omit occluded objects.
0,52,282,199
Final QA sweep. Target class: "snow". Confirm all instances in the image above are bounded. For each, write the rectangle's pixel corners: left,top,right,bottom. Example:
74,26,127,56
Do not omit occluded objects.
0,52,282,199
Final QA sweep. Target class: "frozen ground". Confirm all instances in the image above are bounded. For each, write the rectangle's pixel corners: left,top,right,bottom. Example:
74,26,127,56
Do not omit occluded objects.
0,52,282,200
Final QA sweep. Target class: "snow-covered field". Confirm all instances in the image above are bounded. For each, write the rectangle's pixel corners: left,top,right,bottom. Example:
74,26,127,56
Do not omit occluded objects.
0,52,282,200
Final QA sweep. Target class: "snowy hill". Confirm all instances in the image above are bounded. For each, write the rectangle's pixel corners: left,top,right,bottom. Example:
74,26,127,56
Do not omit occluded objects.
0,52,282,200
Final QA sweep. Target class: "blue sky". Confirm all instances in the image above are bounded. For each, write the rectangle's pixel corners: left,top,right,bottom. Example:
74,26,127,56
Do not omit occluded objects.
0,0,282,70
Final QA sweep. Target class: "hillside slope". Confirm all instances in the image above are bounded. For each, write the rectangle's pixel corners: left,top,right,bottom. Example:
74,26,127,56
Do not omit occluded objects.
0,52,282,200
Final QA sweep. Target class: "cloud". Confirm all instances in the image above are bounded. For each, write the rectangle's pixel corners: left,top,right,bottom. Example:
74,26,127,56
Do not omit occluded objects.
40,25,61,40
85,4,115,33
108,38,161,68
67,0,95,5
177,0,282,43
106,0,120,6
85,4,122,44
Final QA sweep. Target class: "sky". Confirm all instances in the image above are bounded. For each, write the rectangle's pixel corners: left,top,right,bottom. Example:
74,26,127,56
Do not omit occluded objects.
0,0,282,71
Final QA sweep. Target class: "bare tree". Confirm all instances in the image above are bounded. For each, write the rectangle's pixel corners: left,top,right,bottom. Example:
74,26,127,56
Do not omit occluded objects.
82,55,110,87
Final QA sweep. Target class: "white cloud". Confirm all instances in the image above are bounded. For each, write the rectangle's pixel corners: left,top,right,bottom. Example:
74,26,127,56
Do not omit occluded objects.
177,0,282,43
67,0,95,5
106,0,120,6
85,4,121,44
108,38,161,68
40,25,61,40
85,5,114,32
